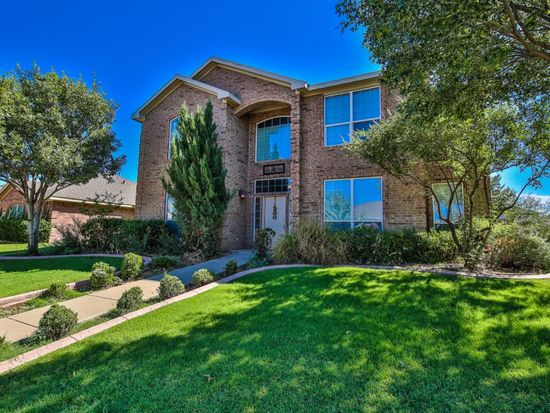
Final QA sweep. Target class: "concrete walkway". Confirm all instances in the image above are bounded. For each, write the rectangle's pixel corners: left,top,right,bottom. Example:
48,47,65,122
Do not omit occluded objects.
0,250,254,343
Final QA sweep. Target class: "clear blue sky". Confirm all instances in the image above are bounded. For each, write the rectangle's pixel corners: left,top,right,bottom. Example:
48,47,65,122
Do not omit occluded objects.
1,0,547,198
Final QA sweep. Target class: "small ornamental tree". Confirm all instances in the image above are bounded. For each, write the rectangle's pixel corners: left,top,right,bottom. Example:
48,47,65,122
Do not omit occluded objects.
162,100,232,258
0,65,124,254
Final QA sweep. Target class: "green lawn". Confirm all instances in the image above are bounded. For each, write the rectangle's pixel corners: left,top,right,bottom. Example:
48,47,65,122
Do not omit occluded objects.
0,243,54,256
0,256,122,298
0,267,548,412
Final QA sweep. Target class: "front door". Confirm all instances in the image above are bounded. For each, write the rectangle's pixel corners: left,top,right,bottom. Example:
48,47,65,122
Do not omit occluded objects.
262,195,287,245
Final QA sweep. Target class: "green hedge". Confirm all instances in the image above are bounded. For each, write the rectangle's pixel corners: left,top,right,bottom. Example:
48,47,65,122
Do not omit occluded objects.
0,217,52,242
79,218,177,255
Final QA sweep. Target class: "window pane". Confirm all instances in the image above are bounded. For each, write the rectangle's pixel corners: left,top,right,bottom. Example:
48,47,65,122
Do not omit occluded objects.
325,94,350,125
432,183,464,224
326,222,351,231
353,120,377,132
326,124,350,146
353,88,380,121
324,180,351,221
169,118,180,159
256,118,291,162
353,178,383,222
165,195,175,221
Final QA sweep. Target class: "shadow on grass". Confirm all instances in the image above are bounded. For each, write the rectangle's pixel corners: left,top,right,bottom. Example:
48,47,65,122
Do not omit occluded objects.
0,267,548,412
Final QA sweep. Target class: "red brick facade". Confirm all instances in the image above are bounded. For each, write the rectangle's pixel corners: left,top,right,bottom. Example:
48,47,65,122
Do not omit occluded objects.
0,187,134,243
134,61,433,250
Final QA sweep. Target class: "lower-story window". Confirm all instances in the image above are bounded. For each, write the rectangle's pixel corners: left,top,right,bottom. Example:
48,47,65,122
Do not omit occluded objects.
165,193,175,221
432,183,464,226
324,177,383,230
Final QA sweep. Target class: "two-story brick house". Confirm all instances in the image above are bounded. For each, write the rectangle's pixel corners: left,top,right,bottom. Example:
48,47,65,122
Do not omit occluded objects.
133,57,456,250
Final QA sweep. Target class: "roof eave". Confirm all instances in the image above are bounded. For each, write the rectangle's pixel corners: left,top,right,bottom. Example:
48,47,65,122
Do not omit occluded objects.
306,71,382,92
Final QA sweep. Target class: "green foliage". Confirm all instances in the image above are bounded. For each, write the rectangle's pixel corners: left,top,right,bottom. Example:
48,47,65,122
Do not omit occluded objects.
272,220,347,266
0,216,51,243
158,274,186,300
0,65,124,254
117,287,143,313
254,228,275,260
120,253,143,281
223,260,239,276
89,261,117,290
162,100,232,259
56,217,178,254
487,224,550,272
191,268,215,286
41,283,68,300
151,255,179,270
35,304,78,341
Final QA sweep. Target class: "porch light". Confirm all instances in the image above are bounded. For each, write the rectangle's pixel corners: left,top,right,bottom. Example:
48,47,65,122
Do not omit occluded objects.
238,189,246,199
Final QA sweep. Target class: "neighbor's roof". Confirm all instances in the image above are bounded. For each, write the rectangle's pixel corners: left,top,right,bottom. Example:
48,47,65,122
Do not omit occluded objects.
131,76,241,122
50,176,136,207
192,57,308,90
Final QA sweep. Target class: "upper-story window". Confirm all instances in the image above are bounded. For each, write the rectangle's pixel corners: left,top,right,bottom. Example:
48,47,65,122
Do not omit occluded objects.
324,87,381,146
256,117,291,162
168,117,180,159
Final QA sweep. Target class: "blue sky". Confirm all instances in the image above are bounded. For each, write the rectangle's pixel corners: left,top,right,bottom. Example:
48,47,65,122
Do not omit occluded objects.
1,0,548,198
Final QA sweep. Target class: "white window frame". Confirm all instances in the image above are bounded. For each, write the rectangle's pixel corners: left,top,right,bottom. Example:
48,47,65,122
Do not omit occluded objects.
168,116,179,160
323,177,384,230
255,116,291,163
324,86,381,147
431,182,465,225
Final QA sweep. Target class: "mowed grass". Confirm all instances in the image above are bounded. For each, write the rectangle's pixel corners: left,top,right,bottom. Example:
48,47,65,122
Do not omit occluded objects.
0,243,54,256
0,256,122,297
1,267,549,412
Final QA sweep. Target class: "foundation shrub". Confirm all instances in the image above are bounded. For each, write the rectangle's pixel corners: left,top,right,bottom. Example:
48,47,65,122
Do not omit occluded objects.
487,223,550,272
35,304,78,341
223,260,238,276
151,255,179,270
0,215,51,243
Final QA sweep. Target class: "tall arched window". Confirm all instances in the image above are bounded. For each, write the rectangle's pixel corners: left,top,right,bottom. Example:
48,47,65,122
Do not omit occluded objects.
256,116,291,162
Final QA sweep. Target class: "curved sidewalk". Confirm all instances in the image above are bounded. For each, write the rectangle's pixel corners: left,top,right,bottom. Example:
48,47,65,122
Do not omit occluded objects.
0,250,254,343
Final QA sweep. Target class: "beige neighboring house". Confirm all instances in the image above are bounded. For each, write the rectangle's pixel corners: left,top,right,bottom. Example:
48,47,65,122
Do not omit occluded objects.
133,57,465,250
0,176,136,242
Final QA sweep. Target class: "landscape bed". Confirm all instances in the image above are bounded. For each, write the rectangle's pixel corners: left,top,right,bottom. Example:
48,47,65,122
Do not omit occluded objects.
0,256,123,298
0,267,548,412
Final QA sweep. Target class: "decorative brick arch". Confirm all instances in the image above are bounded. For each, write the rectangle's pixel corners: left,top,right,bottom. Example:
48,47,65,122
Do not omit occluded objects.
234,99,291,118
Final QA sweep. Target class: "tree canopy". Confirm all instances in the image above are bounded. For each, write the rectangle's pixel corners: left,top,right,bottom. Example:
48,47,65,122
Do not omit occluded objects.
0,65,123,253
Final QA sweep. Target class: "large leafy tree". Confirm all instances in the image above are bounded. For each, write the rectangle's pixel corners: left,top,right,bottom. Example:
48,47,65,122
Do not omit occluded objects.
162,100,232,258
337,0,550,268
0,65,124,254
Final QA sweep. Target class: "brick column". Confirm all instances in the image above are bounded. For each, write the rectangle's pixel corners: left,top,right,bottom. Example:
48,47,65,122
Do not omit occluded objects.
290,91,301,227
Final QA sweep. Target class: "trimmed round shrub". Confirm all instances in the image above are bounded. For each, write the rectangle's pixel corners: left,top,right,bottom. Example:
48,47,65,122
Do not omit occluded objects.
192,269,215,286
158,274,185,300
488,224,550,272
120,253,143,281
152,255,179,270
36,304,78,341
41,283,68,299
223,260,239,276
90,261,117,290
117,287,143,313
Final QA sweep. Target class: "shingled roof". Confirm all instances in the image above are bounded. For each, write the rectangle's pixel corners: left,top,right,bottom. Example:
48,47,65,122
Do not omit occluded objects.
50,176,136,207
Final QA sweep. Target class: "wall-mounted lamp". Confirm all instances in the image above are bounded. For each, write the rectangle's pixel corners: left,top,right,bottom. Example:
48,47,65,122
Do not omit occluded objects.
238,189,246,199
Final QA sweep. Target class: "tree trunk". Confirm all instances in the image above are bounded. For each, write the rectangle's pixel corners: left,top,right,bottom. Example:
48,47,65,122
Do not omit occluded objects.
27,204,42,255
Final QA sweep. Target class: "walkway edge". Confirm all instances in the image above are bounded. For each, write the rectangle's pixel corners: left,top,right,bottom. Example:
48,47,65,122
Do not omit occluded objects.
0,264,312,375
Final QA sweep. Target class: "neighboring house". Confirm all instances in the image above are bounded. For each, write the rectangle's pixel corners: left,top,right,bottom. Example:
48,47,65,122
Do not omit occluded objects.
0,176,136,242
133,57,463,250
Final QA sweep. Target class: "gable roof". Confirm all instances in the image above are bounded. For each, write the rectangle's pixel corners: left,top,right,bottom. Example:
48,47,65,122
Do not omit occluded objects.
191,57,307,90
50,176,136,207
0,176,136,208
132,76,241,122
